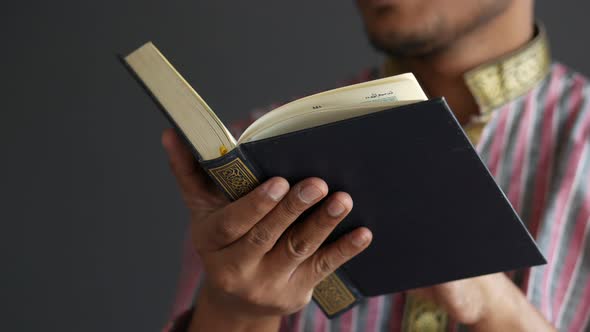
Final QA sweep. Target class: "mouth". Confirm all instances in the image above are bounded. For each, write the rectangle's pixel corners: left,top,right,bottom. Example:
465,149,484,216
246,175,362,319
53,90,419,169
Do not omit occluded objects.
357,0,397,10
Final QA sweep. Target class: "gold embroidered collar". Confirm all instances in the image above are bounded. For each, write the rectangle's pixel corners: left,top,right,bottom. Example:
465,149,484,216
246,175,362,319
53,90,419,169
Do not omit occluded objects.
383,24,551,113
464,24,550,113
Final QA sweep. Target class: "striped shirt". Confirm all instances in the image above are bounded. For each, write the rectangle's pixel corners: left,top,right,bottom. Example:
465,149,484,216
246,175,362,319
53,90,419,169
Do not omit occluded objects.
168,29,590,332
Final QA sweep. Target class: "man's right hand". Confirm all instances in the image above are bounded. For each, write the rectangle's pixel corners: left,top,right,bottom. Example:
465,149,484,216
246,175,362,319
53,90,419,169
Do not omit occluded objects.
162,128,373,331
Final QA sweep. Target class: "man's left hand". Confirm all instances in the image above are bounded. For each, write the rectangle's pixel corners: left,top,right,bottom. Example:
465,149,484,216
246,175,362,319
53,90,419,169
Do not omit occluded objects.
409,273,557,331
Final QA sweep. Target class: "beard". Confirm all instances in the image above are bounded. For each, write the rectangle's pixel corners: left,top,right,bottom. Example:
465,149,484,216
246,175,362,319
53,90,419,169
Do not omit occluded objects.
367,14,448,58
364,0,511,58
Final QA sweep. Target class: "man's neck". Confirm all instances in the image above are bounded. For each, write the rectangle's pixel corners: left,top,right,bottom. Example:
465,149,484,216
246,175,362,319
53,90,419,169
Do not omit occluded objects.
397,2,534,125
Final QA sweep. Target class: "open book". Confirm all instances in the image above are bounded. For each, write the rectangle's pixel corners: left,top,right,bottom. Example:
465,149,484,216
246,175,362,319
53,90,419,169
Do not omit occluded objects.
124,42,427,160
122,42,545,318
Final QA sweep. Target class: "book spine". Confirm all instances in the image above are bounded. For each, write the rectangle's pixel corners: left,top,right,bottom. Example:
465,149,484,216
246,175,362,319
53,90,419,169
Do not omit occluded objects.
313,268,362,318
121,50,360,317
200,148,361,318
200,147,265,201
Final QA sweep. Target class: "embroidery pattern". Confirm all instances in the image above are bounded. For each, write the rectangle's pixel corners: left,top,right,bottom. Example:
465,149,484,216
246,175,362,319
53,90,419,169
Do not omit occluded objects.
313,273,357,316
402,296,448,332
208,158,259,200
465,26,550,112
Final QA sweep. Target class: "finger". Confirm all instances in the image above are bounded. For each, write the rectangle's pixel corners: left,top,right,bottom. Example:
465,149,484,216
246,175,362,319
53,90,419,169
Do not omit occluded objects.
196,177,290,251
267,192,353,273
161,128,219,197
297,227,372,287
235,178,328,255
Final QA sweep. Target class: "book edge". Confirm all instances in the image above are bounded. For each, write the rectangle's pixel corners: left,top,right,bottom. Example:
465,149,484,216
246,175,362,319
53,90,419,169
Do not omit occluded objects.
118,53,206,161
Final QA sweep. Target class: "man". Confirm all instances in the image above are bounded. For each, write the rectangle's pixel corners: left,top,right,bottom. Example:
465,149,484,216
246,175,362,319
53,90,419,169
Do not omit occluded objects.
163,0,590,331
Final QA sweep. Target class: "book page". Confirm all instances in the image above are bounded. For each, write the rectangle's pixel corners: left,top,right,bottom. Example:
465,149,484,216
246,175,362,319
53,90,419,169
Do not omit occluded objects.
125,42,236,160
238,74,427,143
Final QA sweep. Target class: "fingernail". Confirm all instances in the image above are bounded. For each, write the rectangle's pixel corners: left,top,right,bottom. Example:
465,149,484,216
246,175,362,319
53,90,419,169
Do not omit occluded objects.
351,232,370,247
267,180,289,201
327,200,346,217
299,185,323,203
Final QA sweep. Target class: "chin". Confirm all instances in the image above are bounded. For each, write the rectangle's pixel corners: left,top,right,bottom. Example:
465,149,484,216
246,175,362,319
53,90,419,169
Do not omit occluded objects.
357,0,514,57
363,9,449,57
359,0,435,35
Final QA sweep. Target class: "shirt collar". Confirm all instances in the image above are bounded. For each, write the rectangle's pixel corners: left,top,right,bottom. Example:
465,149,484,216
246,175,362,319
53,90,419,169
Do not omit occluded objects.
383,24,550,111
464,23,550,113
381,23,550,143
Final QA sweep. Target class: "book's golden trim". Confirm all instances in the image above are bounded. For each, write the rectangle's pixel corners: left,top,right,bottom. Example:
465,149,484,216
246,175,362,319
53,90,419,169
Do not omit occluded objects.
312,273,357,316
208,158,260,200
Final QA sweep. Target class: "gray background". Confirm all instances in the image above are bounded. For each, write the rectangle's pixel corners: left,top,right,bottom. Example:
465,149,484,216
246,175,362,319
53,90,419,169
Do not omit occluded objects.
2,1,588,331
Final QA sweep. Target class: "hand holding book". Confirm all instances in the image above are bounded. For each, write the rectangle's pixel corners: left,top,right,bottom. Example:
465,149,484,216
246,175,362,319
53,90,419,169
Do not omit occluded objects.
160,129,372,329
123,42,545,318
162,128,554,331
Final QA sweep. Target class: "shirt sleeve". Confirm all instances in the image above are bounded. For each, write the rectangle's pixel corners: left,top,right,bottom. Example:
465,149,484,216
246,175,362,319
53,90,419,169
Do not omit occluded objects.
552,132,590,331
161,233,203,332
164,308,193,332
536,99,590,331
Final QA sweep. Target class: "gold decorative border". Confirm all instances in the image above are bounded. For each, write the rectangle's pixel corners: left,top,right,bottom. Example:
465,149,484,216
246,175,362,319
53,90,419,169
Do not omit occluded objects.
464,24,550,113
313,273,357,316
208,158,260,200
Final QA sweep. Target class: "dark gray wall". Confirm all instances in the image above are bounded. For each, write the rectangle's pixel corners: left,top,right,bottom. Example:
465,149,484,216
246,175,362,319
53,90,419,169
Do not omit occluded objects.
2,1,588,331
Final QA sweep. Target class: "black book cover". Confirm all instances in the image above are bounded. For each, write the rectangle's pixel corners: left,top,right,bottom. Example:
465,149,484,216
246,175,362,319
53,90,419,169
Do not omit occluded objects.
121,56,545,317
200,98,546,316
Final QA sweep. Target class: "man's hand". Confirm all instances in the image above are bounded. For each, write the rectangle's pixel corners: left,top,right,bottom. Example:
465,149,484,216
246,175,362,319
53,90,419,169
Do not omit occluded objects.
410,273,557,331
162,128,372,332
